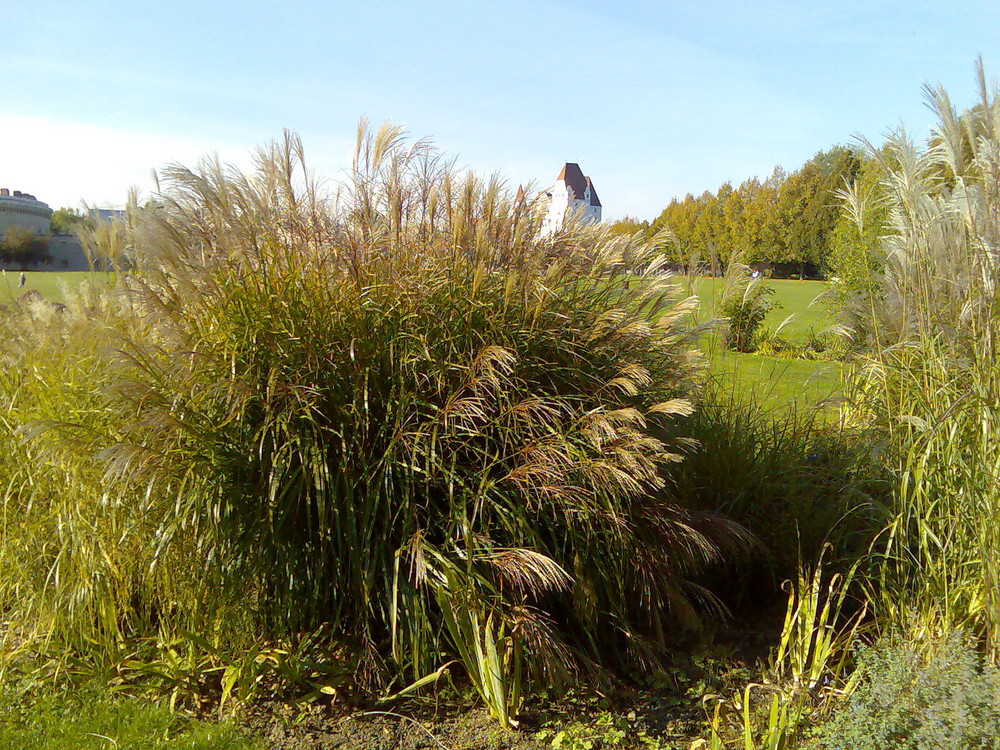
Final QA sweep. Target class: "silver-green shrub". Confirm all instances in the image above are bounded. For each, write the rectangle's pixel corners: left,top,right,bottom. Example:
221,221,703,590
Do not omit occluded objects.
814,635,1000,750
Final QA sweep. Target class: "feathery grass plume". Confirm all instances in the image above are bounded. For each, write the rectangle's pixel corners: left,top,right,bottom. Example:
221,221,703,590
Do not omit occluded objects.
839,59,1000,352
826,173,891,348
0,124,748,718
718,253,779,353
841,59,1000,654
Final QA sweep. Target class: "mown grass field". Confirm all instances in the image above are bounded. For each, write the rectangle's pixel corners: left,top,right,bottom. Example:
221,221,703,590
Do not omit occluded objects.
682,277,845,409
708,350,845,410
0,271,112,304
0,685,260,750
688,277,832,345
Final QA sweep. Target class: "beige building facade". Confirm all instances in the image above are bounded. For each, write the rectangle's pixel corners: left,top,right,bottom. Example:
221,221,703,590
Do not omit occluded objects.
0,189,52,235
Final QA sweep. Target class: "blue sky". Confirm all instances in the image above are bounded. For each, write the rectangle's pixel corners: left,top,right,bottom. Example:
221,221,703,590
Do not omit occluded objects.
4,1,999,220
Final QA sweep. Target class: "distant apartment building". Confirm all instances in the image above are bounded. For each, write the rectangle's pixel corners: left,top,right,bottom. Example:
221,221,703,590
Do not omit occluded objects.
89,208,127,223
543,163,601,233
0,188,52,235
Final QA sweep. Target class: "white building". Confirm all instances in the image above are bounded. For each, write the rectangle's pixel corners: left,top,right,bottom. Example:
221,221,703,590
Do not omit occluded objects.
543,163,601,232
0,188,52,236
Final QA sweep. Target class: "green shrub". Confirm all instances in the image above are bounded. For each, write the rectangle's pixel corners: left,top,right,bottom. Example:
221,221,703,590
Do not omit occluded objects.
49,207,88,236
718,258,778,353
1,226,50,265
826,153,889,350
0,126,749,720
814,634,1000,750
753,328,851,362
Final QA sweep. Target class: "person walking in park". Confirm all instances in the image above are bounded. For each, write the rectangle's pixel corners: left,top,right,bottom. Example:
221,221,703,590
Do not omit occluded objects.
18,272,26,288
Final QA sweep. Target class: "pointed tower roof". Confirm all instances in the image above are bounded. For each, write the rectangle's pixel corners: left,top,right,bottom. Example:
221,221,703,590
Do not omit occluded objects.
557,163,589,202
585,177,601,207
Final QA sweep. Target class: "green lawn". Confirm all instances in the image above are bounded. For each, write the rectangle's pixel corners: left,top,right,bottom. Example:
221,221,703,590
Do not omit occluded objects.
0,685,261,750
681,277,845,410
687,277,831,345
707,350,845,412
0,271,112,305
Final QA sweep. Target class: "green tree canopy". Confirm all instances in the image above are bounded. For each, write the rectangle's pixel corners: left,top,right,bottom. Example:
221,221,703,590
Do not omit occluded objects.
644,147,867,277
50,207,87,235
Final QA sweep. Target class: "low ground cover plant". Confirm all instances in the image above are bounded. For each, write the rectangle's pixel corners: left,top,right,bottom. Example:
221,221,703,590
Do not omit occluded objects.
0,681,260,749
813,634,1000,750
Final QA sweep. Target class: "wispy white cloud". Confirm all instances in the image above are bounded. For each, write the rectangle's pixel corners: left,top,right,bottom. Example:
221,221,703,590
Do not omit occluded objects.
1,115,363,212
0,116,255,209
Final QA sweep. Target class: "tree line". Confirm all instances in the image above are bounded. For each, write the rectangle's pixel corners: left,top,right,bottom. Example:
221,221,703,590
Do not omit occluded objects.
612,145,883,279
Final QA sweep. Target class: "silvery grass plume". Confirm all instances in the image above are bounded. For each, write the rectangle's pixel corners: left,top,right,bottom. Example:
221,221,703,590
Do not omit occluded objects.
842,60,1000,656
843,58,1000,351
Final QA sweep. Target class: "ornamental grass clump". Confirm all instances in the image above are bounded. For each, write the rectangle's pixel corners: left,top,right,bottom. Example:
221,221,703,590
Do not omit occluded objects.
0,124,749,719
718,255,779,353
841,60,1000,652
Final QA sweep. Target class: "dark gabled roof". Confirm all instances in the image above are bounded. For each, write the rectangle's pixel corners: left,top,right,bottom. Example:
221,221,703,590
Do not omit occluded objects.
557,163,589,202
557,163,600,207
586,176,601,207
